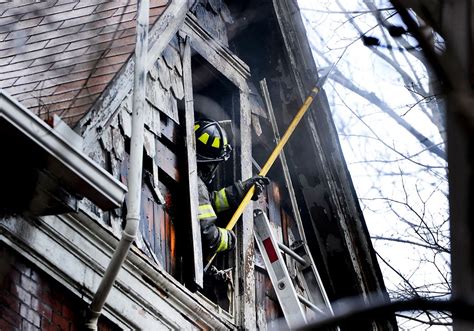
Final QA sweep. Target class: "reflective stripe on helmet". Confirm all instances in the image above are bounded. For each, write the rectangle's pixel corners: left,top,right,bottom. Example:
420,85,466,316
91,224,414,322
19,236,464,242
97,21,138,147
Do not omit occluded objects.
212,137,221,148
214,188,230,213
198,132,210,144
216,228,229,252
198,204,216,220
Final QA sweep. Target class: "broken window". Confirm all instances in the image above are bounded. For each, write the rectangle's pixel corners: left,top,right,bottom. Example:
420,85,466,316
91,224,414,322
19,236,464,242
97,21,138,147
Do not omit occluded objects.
192,53,239,311
178,38,241,312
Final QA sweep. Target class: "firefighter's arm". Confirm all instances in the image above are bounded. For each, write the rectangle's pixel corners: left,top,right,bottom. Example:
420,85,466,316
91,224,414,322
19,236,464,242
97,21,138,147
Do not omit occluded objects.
198,205,235,253
198,179,235,253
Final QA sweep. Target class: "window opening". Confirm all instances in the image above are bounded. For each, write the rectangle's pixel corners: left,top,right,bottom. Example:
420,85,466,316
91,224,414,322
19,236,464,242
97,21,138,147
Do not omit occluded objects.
191,53,240,312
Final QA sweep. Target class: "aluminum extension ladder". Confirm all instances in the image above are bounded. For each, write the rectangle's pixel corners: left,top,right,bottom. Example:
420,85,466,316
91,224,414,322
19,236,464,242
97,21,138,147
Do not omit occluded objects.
253,208,334,329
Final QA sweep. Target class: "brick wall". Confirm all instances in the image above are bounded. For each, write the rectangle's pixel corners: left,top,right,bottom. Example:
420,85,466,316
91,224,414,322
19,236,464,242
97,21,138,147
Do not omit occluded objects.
0,244,119,331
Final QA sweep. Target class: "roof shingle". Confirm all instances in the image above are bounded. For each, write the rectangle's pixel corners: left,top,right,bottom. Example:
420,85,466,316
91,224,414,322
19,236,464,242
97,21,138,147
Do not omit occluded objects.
0,0,169,126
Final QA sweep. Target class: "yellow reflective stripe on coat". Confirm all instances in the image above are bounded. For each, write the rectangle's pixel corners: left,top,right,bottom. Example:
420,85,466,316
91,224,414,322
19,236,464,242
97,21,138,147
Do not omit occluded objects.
198,204,216,220
216,228,228,252
214,188,230,213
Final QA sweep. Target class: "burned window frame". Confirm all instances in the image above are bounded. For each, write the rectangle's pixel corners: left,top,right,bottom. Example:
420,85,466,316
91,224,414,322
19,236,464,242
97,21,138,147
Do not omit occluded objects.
179,13,255,324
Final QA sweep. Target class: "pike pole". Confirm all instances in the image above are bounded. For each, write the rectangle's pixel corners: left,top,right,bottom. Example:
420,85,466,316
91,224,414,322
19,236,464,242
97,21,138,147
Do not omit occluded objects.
204,86,323,272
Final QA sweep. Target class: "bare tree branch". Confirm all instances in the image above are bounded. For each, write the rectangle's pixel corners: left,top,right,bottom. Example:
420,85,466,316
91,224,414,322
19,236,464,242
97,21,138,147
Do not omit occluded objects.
395,313,452,326
299,7,395,15
300,2,451,328
332,85,446,167
327,63,447,160
371,236,449,254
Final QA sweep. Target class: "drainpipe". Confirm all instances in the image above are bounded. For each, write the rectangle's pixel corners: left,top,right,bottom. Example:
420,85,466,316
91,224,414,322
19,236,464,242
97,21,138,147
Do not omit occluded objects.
85,0,149,329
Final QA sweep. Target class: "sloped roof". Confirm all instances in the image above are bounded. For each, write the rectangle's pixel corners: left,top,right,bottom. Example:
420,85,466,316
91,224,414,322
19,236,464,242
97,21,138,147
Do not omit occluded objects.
0,0,168,126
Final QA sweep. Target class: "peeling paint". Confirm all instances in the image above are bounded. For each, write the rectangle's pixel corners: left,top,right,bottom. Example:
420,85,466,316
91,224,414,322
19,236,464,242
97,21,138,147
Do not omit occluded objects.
151,106,161,137
149,63,159,81
244,244,255,304
251,114,263,136
157,57,172,90
162,45,181,74
99,126,113,152
143,129,156,158
170,70,184,100
111,126,125,161
119,106,132,138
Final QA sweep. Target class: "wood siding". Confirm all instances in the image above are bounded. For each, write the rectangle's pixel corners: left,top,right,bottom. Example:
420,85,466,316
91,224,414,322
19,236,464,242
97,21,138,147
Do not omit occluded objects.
84,36,185,277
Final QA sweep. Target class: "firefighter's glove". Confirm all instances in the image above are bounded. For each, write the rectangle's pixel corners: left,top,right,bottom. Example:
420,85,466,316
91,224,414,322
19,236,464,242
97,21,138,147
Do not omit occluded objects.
207,266,233,283
215,228,236,253
241,175,270,200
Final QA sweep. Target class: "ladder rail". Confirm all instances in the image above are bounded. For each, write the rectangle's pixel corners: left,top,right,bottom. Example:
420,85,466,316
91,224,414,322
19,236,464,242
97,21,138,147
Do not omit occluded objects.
254,209,307,328
260,79,334,315
255,251,331,317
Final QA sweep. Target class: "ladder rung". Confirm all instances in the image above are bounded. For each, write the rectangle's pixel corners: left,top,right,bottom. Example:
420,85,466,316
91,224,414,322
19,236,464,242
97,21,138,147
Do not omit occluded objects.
298,294,326,315
278,242,306,265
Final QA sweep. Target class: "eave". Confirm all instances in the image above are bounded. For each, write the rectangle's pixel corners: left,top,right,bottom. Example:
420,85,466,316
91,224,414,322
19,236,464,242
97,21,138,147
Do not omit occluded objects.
0,90,127,213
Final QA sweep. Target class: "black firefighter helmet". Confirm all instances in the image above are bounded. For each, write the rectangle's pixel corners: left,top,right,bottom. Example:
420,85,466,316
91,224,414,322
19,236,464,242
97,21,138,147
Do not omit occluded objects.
194,119,232,163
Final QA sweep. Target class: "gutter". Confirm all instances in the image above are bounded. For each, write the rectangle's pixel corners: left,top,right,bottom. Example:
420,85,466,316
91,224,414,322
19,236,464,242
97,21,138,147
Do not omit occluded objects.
0,90,127,211
85,0,149,329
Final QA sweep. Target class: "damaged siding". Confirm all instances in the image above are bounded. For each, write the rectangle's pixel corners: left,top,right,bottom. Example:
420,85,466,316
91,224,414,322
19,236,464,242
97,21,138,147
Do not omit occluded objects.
83,37,185,275
192,0,233,47
77,3,254,318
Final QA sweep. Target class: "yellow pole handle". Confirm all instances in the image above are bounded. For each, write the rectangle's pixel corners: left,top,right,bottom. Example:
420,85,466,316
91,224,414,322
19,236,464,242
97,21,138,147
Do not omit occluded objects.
226,86,320,230
204,87,320,271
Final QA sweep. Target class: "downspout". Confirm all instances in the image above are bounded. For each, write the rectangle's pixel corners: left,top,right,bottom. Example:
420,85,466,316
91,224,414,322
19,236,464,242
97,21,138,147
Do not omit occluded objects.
85,0,149,329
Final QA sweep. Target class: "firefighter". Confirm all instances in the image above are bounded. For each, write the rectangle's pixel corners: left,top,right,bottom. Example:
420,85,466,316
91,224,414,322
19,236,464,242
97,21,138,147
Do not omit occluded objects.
194,119,269,256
